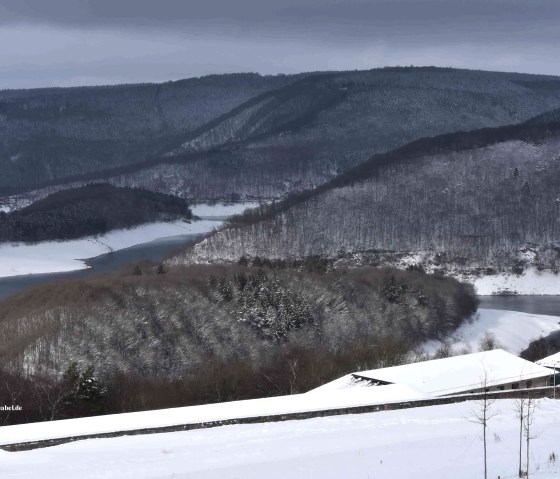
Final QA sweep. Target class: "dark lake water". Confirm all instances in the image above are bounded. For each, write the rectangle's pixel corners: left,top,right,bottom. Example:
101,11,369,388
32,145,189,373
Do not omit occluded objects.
478,295,560,316
0,233,203,301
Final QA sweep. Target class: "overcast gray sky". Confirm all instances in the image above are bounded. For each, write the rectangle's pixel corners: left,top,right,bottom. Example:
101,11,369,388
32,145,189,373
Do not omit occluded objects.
1,0,559,89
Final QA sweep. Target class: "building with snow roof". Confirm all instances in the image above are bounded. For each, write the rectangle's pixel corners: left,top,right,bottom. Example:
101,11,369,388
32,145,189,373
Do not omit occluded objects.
536,351,560,370
317,349,553,398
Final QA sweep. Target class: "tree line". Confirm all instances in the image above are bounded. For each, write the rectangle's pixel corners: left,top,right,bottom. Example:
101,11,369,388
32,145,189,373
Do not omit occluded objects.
0,184,192,242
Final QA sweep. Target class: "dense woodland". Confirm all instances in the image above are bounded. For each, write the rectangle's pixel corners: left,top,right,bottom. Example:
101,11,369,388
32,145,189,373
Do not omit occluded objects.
4,68,560,203
0,184,191,242
179,122,560,272
0,73,297,193
0,262,477,423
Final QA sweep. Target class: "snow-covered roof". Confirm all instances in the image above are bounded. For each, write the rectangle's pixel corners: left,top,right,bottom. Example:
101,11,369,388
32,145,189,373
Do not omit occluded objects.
536,352,560,369
352,349,552,397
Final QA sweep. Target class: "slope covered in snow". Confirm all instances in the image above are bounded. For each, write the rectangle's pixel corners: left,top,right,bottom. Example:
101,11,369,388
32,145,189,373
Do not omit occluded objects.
423,309,560,356
473,267,560,295
2,399,560,479
0,203,259,278
0,219,218,278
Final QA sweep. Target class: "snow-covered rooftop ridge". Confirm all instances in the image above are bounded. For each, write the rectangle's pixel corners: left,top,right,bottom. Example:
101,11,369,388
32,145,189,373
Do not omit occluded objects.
537,352,560,368
353,349,552,396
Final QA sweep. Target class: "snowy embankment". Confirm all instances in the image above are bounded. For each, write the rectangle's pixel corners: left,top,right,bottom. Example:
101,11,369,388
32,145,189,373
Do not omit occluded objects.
0,203,259,278
0,385,424,447
473,267,560,295
2,399,560,479
423,308,560,356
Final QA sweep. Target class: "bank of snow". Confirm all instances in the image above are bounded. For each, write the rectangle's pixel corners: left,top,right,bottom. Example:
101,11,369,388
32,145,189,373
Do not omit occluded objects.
473,267,560,295
423,308,560,356
190,202,260,218
2,399,560,479
0,202,260,278
0,219,219,278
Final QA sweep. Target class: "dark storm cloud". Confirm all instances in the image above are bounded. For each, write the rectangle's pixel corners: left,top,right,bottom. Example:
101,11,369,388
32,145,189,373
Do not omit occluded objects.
0,0,559,89
2,0,559,42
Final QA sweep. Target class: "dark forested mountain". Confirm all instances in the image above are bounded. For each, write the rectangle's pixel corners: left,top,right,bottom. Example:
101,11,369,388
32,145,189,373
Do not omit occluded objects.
4,68,560,203
0,73,297,194
527,107,560,125
0,184,191,242
177,120,560,273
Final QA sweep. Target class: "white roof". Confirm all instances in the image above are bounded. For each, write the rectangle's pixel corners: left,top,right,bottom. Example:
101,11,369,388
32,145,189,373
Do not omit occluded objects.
536,352,560,369
352,349,552,396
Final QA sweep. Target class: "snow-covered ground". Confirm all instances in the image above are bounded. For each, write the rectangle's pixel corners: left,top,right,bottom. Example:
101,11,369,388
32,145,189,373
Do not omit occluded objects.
473,267,560,295
0,203,259,278
0,385,426,447
2,399,559,479
424,309,560,356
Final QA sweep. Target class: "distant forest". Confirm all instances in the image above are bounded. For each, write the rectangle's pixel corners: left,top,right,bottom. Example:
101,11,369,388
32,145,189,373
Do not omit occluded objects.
0,184,192,242
180,121,560,272
4,68,560,204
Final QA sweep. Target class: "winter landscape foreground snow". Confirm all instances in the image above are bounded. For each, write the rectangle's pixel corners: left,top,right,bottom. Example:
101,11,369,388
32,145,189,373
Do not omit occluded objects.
1,399,559,478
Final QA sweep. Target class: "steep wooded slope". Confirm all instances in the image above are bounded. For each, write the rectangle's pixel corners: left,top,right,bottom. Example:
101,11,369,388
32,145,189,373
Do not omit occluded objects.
0,264,476,379
178,121,560,272
0,73,298,193
100,68,560,202
5,68,560,203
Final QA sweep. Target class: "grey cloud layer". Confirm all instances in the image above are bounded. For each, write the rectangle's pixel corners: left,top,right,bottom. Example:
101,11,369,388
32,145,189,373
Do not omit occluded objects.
0,0,558,89
2,0,559,40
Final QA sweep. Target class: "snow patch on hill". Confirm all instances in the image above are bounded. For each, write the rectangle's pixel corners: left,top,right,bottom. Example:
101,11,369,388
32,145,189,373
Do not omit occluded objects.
190,202,260,218
0,219,218,278
423,308,560,355
473,267,560,295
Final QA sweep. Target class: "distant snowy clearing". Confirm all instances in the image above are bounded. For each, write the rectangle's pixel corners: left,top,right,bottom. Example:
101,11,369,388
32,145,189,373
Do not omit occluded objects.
0,203,259,278
423,308,560,355
190,202,260,217
2,399,560,479
473,267,560,295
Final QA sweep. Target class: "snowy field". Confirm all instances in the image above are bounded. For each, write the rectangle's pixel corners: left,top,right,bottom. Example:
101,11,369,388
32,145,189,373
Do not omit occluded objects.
423,309,560,356
1,399,559,479
0,203,259,278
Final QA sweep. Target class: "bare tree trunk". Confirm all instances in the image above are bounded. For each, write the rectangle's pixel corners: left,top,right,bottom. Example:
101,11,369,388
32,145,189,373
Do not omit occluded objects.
483,416,487,479
519,412,523,477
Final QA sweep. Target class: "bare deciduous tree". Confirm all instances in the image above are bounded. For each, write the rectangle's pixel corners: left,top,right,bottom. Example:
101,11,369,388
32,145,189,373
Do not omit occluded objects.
470,369,498,479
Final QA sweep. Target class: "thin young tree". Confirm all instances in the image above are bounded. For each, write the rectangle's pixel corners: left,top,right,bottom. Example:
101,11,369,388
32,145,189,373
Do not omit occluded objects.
470,369,498,479
524,397,538,479
514,396,528,477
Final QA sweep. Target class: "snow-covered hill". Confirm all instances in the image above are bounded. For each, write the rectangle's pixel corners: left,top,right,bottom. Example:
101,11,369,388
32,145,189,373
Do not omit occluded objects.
423,308,560,356
2,399,559,478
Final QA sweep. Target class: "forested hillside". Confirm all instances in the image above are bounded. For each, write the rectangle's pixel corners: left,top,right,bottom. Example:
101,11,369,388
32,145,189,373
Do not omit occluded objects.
0,73,297,193
0,184,191,242
0,263,476,380
178,121,560,273
4,68,560,203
